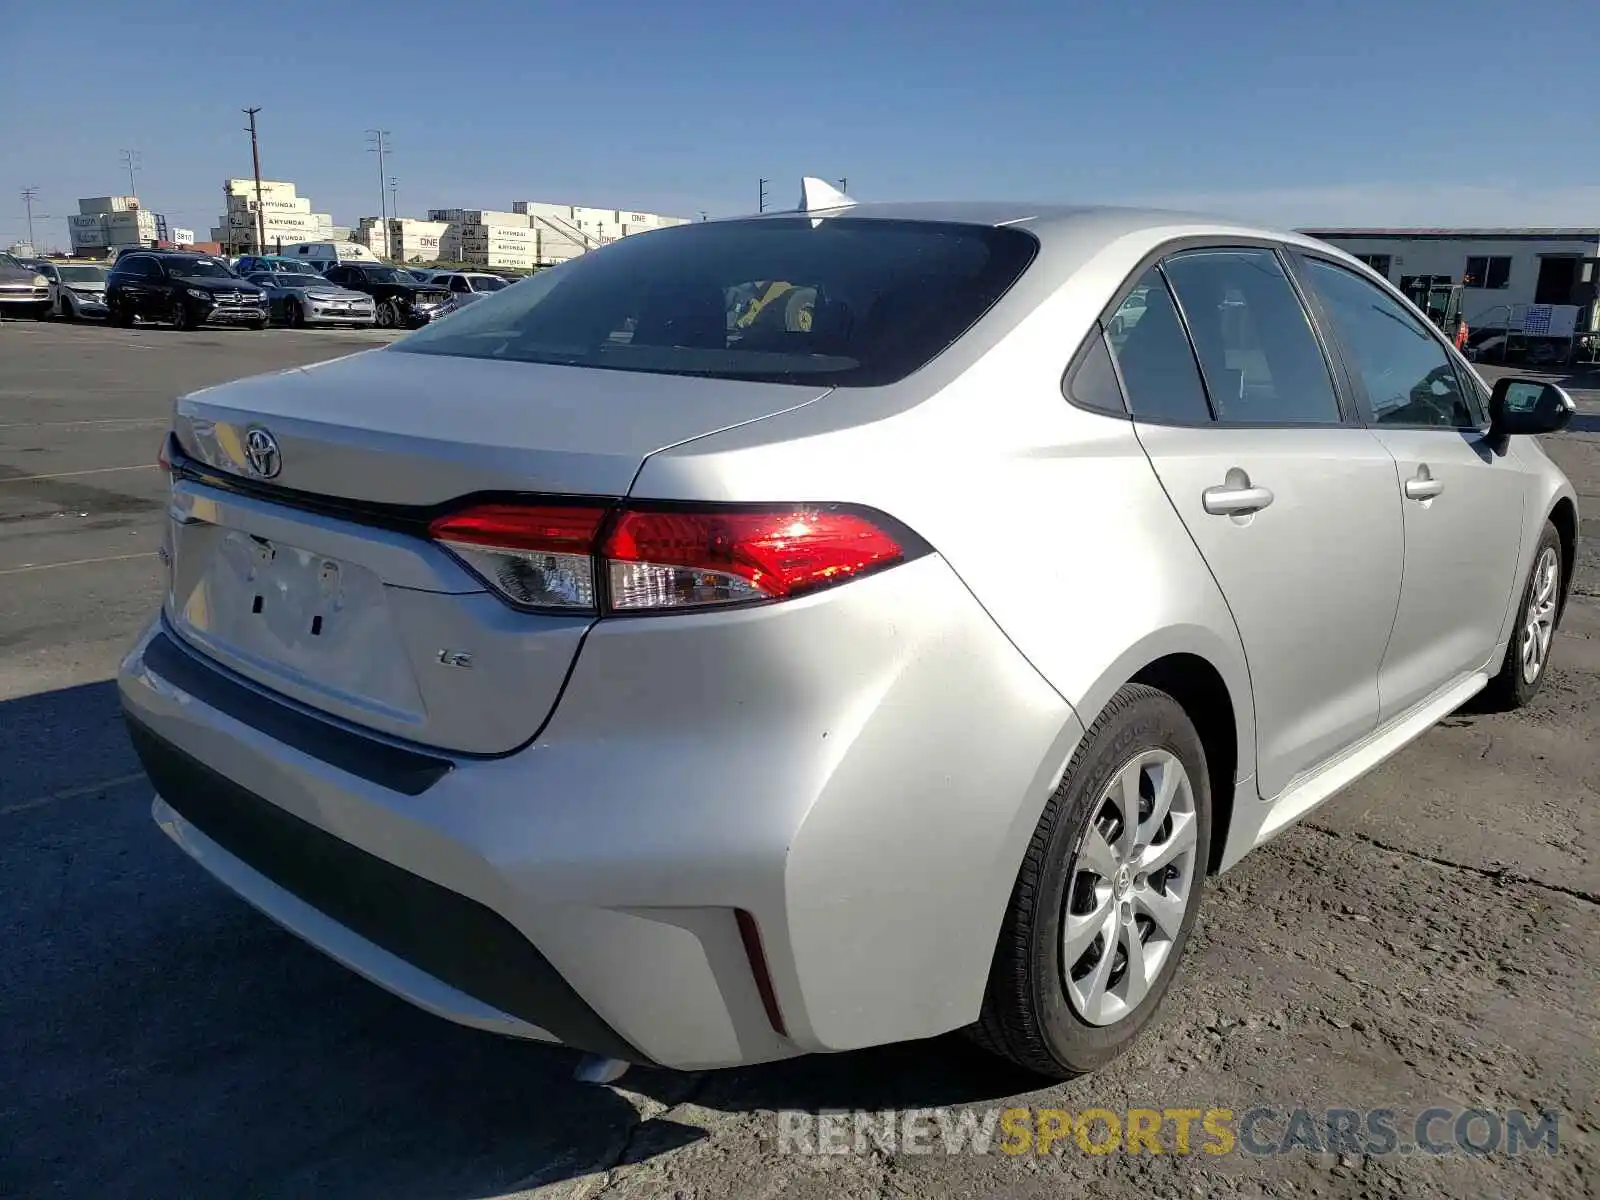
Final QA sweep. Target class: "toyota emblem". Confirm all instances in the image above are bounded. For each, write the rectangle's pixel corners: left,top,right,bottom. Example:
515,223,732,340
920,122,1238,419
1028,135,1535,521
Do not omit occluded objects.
243,427,281,479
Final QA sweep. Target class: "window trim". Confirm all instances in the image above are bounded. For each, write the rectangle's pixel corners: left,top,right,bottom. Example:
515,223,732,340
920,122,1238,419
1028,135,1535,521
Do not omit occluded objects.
1288,250,1490,434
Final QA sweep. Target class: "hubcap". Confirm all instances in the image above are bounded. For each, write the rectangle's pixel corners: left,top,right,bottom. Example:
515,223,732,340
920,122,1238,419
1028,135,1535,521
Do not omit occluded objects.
1062,748,1198,1027
1521,547,1560,684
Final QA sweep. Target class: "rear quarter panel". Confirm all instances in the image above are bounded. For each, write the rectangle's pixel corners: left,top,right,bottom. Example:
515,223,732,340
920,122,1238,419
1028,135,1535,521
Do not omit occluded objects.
630,225,1258,874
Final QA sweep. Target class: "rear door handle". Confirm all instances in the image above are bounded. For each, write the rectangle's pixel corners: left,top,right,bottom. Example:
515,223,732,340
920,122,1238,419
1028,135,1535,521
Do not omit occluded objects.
1203,479,1275,516
1404,466,1444,501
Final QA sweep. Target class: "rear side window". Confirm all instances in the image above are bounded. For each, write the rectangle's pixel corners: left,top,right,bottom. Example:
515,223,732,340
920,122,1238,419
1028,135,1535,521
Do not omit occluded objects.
1161,249,1340,425
1105,268,1212,424
392,218,1039,386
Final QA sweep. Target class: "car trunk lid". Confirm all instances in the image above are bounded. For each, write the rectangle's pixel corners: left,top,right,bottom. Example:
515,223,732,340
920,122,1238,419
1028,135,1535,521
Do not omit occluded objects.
162,350,830,756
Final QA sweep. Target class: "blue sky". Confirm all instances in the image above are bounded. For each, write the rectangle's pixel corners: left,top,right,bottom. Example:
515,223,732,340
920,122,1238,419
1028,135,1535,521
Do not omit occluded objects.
3,0,1597,249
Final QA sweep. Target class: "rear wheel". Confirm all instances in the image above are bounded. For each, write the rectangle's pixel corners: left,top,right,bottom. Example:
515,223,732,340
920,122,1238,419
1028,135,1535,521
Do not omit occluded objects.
1484,522,1563,709
374,298,398,328
970,683,1211,1079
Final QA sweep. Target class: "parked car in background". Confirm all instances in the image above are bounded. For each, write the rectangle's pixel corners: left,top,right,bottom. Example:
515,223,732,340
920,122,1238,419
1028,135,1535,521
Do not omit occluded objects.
235,255,322,278
0,251,52,318
120,191,1577,1082
277,241,383,273
38,261,109,319
319,263,451,328
432,271,512,308
245,272,377,327
105,250,267,330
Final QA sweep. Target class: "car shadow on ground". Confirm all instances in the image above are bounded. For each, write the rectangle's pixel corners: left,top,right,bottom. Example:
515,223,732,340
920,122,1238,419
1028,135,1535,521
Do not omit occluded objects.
1,680,1043,1200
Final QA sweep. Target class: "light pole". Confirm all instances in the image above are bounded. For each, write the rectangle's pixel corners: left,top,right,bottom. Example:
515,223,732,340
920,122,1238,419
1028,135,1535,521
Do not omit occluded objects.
366,129,391,256
20,187,40,251
242,108,266,254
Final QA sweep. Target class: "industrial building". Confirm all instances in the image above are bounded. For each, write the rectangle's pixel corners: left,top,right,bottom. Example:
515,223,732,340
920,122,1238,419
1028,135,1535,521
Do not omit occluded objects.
212,179,340,254
67,196,168,256
1302,226,1600,338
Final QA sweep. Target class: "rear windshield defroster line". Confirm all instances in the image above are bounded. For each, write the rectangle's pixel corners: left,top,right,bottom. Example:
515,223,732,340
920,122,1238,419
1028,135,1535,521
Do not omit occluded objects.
391,218,1040,387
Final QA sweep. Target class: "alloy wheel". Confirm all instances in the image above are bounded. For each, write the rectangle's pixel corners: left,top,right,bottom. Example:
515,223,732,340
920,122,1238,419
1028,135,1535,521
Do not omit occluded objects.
1521,546,1560,684
1063,748,1198,1026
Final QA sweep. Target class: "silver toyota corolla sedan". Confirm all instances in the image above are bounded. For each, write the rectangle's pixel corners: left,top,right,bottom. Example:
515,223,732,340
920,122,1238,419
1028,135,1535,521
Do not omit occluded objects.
120,181,1579,1081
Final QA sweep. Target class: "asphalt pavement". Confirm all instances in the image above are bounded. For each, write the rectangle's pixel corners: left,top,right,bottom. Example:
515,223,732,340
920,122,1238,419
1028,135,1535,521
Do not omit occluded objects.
1,320,1595,1199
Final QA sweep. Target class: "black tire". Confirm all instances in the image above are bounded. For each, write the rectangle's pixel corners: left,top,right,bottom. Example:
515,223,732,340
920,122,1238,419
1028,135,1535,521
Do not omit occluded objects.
286,301,304,328
246,319,267,331
374,298,399,328
33,300,52,320
169,298,197,330
1483,521,1563,710
109,296,135,327
58,293,76,321
969,683,1212,1079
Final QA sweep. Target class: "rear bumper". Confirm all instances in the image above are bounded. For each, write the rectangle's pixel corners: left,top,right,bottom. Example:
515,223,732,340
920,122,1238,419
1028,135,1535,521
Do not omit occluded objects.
119,555,1081,1069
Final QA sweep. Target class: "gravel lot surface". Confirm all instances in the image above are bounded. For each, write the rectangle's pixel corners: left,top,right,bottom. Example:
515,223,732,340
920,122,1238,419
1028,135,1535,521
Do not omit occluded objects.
1,321,1594,1198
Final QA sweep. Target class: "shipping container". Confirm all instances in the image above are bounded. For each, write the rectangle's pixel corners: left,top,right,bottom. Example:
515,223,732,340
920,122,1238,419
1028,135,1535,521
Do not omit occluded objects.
78,196,138,215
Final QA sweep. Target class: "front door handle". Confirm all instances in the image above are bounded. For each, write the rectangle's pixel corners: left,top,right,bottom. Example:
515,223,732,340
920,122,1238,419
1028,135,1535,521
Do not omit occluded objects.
1203,469,1274,516
1404,466,1444,501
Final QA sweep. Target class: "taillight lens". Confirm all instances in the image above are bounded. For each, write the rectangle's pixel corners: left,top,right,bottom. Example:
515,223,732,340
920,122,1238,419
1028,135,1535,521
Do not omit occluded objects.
428,504,608,611
429,501,915,614
602,507,906,610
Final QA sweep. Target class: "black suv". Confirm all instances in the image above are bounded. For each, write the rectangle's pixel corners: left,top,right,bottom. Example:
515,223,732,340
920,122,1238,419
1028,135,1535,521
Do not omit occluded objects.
320,264,451,329
105,251,268,330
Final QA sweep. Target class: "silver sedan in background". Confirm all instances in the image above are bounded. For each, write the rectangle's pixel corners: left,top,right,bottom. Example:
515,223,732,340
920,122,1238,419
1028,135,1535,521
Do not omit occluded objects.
246,272,377,328
38,262,109,320
121,187,1578,1084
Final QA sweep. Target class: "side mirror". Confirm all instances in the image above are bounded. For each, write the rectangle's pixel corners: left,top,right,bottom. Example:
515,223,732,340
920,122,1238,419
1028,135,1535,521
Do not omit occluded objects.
1488,377,1576,442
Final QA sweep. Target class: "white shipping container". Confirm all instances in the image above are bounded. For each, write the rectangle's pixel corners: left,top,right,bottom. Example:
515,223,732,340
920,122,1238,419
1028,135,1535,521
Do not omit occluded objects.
225,178,297,200
226,194,312,215
78,195,138,215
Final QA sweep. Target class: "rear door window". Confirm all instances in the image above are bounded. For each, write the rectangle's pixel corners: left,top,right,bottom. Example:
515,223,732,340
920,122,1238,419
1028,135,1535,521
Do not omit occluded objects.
1160,248,1342,425
393,218,1039,386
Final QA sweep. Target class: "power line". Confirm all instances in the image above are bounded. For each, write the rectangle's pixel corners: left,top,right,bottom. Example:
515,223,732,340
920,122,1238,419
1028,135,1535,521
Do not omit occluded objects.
119,149,142,198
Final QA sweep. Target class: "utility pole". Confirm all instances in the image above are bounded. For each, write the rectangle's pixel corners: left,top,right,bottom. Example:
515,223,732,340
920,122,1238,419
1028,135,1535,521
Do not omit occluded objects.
20,187,39,251
366,129,391,257
388,176,399,220
119,149,142,198
242,108,266,254
759,178,769,213
838,177,848,193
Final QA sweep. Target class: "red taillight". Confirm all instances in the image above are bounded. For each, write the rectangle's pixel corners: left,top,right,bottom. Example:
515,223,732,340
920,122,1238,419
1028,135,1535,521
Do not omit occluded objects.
602,507,906,611
430,501,912,615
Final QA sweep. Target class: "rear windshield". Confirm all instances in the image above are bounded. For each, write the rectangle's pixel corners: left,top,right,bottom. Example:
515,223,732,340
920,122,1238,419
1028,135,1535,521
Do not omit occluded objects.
391,218,1039,386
